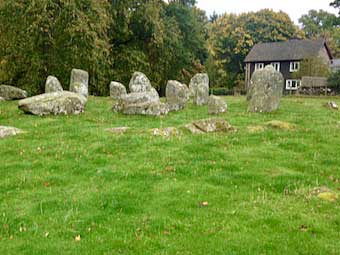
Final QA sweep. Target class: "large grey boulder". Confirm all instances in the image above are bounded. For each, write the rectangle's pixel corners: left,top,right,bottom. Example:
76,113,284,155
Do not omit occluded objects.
248,65,284,113
166,80,189,111
69,69,89,98
113,89,168,116
110,81,127,100
0,126,24,139
208,95,227,115
129,72,153,93
189,73,209,105
0,85,27,100
18,91,87,116
45,76,63,93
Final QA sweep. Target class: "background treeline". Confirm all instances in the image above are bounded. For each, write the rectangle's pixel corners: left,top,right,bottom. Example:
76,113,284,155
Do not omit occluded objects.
0,0,339,95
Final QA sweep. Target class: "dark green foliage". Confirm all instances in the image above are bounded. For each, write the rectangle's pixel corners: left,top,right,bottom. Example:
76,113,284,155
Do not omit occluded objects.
292,57,331,79
299,10,340,57
327,71,340,89
0,0,208,96
0,0,112,96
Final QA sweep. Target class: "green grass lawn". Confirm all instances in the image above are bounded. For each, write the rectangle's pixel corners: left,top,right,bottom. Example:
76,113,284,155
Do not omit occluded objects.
1,96,340,254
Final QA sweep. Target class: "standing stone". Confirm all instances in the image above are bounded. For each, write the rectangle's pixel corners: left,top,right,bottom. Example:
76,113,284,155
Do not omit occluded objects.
110,81,127,100
69,69,89,98
247,65,284,113
189,73,209,106
0,85,27,100
18,91,87,116
129,72,152,93
166,80,189,111
112,72,167,116
45,76,63,93
208,95,227,114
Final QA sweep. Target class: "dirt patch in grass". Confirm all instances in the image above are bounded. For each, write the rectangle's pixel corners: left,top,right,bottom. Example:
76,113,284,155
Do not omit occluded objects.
247,120,296,134
247,125,266,134
265,120,296,130
311,187,339,202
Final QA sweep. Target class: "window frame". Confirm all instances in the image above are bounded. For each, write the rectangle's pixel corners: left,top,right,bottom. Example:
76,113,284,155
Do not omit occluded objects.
255,63,264,71
271,62,280,72
286,79,301,90
290,61,300,72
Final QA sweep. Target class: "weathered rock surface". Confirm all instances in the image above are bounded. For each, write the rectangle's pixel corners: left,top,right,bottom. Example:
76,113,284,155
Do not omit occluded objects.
110,81,127,100
189,73,209,105
150,127,180,137
208,95,227,114
45,76,63,93
185,119,236,134
184,124,205,134
247,65,284,113
113,89,168,116
325,101,339,110
0,85,27,100
0,126,24,139
113,72,167,116
70,82,88,99
18,91,87,116
166,80,189,111
192,119,235,133
129,72,153,93
70,69,89,97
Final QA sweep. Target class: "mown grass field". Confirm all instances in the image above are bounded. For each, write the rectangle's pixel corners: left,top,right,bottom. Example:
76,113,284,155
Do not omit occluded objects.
1,96,340,255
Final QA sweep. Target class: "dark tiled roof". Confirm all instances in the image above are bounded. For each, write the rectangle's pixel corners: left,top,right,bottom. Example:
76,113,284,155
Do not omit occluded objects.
244,39,331,63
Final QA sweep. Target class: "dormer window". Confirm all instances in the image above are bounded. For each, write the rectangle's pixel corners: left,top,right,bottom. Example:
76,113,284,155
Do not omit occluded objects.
290,62,300,72
255,63,264,71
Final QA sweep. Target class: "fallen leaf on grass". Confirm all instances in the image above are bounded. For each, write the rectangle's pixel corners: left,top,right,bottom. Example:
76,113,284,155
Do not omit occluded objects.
43,182,50,187
75,235,81,242
199,201,209,207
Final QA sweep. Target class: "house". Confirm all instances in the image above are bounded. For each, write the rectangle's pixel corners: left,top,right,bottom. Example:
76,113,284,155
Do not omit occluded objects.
244,39,333,92
331,59,340,72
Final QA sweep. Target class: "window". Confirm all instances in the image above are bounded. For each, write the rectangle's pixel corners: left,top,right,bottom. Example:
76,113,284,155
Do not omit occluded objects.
255,63,264,71
286,79,301,90
271,62,280,72
290,62,300,72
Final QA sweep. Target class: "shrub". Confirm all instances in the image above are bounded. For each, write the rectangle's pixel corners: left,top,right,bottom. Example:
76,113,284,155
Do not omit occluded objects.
328,71,340,89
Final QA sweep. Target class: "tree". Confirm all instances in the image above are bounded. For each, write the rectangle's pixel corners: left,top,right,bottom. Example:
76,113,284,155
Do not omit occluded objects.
0,0,112,95
109,0,208,93
299,10,340,57
331,0,340,12
207,9,304,88
292,57,331,79
328,70,340,89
